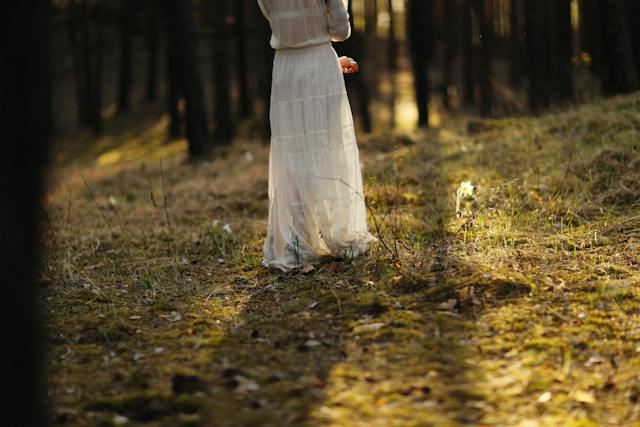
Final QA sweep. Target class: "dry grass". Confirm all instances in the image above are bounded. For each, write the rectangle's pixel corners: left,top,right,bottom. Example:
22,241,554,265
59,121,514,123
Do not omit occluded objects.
43,93,640,426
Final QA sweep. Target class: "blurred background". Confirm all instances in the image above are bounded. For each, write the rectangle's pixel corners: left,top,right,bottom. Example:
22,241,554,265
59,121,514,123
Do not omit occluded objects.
48,0,640,162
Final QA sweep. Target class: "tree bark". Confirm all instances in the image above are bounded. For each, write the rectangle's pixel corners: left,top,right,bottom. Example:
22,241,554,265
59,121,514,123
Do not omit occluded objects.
551,0,574,103
462,0,475,106
68,0,89,126
236,0,252,118
145,0,160,103
525,0,552,112
343,0,372,133
117,0,135,113
407,0,434,127
167,0,210,159
597,0,638,94
509,0,525,86
212,0,237,144
441,0,456,111
473,0,493,117
0,1,51,425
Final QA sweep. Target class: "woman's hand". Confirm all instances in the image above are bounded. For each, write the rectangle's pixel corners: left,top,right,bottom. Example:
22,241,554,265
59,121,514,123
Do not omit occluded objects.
339,56,359,74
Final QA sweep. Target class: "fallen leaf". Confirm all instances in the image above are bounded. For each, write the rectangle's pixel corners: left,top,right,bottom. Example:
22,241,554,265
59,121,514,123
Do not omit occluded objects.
537,391,552,403
438,299,458,311
300,264,315,274
574,390,595,404
353,323,385,333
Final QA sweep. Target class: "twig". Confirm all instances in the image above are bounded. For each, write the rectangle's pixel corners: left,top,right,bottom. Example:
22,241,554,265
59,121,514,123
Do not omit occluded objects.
308,173,411,280
66,190,73,233
142,163,158,208
83,176,115,235
159,158,174,254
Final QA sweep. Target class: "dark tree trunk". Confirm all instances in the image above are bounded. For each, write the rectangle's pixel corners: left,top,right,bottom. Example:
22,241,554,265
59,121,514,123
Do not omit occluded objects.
441,0,457,111
0,1,51,425
145,0,160,103
509,0,525,86
83,0,104,133
581,0,606,81
525,0,552,112
68,0,89,127
387,0,397,71
117,0,135,113
473,0,493,116
343,0,372,133
165,17,182,139
167,0,210,159
212,0,237,144
597,0,638,94
551,0,574,103
462,0,475,106
236,0,252,118
626,0,640,76
407,0,433,127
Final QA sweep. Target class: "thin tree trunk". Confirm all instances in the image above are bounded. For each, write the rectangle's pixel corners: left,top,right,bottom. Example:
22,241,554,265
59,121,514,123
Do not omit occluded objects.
236,0,252,118
68,0,89,127
145,0,160,103
165,16,182,139
212,0,237,144
344,0,372,133
407,0,433,127
117,0,134,113
167,0,210,158
509,0,524,86
387,0,397,71
551,0,574,103
462,0,475,106
441,0,456,111
473,0,493,117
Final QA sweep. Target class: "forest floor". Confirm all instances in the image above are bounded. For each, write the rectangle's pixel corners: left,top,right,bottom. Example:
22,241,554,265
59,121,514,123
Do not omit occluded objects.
43,94,640,427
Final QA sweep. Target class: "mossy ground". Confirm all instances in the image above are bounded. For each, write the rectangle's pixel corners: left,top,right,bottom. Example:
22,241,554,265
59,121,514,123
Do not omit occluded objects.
43,94,640,426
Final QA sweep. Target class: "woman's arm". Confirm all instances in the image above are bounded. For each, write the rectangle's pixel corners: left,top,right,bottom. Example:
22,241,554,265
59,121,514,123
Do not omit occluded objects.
327,0,351,41
257,0,270,20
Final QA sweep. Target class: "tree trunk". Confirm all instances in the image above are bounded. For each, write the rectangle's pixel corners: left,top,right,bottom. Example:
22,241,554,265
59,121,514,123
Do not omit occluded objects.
407,0,433,127
68,0,90,127
145,0,160,103
473,0,493,116
598,0,638,94
236,0,252,119
1,2,51,425
80,0,104,134
165,16,182,139
387,0,397,71
626,0,640,77
441,0,456,111
117,0,134,113
462,0,475,106
343,0,372,133
525,0,552,112
509,0,524,86
167,0,210,159
212,0,237,144
551,0,574,103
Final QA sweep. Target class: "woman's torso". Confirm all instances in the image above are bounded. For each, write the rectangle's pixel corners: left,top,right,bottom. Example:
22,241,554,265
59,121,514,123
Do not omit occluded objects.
258,0,349,49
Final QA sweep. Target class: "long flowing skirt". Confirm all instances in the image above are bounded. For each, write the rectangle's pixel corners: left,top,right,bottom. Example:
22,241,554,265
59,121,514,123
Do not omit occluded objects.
263,42,374,271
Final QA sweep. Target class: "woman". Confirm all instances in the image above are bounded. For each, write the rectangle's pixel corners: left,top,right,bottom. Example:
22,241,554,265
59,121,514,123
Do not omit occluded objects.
258,0,375,271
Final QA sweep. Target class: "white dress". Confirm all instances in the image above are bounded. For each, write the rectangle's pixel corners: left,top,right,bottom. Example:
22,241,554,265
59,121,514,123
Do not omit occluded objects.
258,0,375,271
